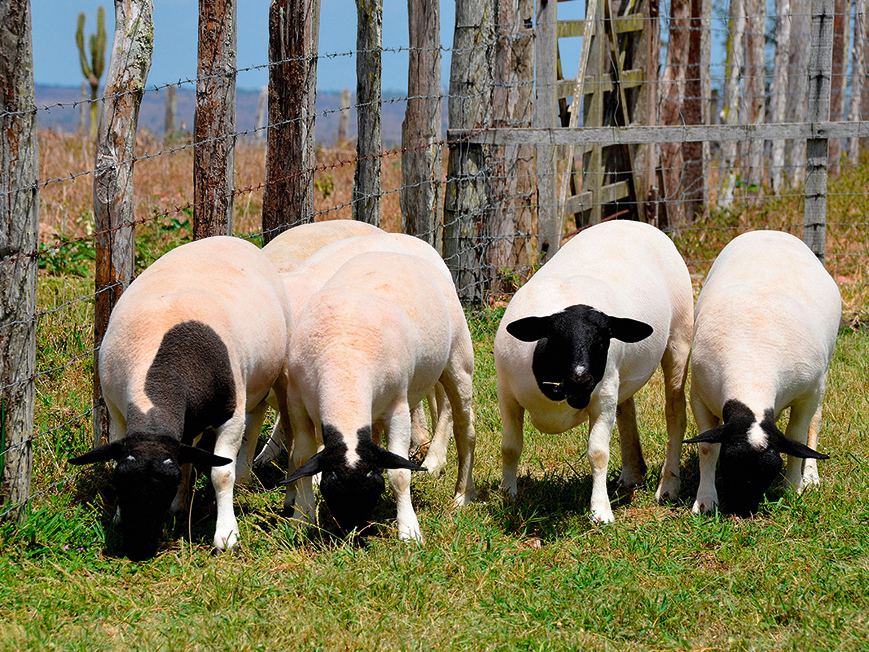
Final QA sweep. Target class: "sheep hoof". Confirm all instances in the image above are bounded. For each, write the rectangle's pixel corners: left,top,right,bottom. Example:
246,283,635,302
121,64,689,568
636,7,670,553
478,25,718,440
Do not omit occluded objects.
654,477,681,503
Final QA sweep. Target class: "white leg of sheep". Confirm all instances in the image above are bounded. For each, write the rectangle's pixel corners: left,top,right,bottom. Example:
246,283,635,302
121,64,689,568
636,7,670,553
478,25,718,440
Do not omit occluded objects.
801,402,824,488
289,420,319,524
441,363,476,507
587,380,619,523
783,395,823,492
422,384,453,479
656,342,691,502
691,397,721,514
211,412,246,551
235,401,268,485
615,397,646,488
499,393,525,499
385,405,423,542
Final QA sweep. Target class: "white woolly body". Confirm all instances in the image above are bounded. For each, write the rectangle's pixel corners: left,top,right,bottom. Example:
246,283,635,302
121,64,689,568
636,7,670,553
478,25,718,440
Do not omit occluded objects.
99,236,293,550
286,251,476,541
262,219,383,273
495,220,693,522
690,230,841,512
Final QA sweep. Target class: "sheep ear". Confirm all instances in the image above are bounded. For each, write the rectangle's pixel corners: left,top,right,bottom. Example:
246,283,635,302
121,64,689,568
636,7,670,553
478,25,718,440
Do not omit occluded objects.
68,442,125,465
178,444,233,470
684,426,728,445
506,316,550,342
770,432,830,460
280,451,328,485
608,317,654,343
372,448,427,472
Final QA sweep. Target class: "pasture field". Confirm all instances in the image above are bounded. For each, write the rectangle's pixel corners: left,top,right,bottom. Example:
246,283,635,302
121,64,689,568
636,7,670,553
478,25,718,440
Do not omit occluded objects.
1,133,868,650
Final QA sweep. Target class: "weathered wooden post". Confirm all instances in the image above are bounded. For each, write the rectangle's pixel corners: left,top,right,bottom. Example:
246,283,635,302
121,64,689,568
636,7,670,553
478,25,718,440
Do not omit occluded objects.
788,0,811,187
535,0,559,261
828,0,849,176
0,0,39,520
353,0,383,226
337,88,351,143
805,0,834,263
849,0,867,161
401,0,442,247
743,0,765,196
718,0,745,208
770,0,792,193
92,0,154,447
194,0,236,239
164,83,177,140
487,0,534,286
255,86,267,141
444,0,494,302
262,0,320,242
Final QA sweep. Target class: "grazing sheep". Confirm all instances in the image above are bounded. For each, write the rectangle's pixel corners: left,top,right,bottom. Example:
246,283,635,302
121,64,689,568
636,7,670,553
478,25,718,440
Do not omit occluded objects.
254,232,454,479
684,230,840,516
68,236,293,560
282,250,476,541
262,218,383,273
495,220,693,523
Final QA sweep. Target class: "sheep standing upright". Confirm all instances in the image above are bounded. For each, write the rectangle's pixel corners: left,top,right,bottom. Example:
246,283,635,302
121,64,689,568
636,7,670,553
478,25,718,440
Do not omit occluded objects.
495,220,693,522
69,237,293,560
685,230,840,516
282,251,476,541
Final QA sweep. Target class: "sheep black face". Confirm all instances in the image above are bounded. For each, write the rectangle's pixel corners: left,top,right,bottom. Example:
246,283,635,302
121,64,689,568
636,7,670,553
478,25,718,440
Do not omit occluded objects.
68,434,232,561
282,425,426,537
685,400,830,517
506,304,653,410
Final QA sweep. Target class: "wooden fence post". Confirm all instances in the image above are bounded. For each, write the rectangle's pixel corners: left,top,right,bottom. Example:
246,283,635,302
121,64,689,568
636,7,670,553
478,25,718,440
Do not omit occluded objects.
0,0,38,521
444,0,494,302
788,0,811,187
487,0,535,287
805,0,834,263
353,0,383,226
338,88,351,143
743,0,765,197
770,0,792,193
262,0,320,243
849,0,868,161
400,0,442,247
535,0,559,262
194,0,236,239
164,83,177,140
93,0,154,447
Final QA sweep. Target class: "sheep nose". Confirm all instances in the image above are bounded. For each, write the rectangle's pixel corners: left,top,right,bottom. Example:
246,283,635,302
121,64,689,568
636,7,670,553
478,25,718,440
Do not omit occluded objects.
571,371,594,387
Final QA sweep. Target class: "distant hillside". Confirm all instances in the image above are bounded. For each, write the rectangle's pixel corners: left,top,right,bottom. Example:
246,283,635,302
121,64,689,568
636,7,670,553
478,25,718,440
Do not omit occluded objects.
34,85,439,147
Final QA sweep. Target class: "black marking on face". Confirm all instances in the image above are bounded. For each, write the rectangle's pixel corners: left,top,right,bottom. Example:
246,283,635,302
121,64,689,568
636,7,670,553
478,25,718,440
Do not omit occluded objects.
506,304,653,410
282,424,426,537
136,321,236,442
69,434,231,561
685,399,830,517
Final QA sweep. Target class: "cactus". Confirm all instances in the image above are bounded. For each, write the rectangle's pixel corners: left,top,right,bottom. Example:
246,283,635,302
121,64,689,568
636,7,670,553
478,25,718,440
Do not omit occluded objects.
76,6,107,136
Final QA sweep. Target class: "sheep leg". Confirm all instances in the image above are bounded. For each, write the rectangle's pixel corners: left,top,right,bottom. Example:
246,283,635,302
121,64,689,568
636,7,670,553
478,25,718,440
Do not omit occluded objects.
410,400,429,449
441,359,476,507
211,412,246,551
616,396,647,488
385,406,423,542
289,419,318,524
655,341,690,502
253,419,286,468
235,401,268,485
783,398,821,493
499,390,525,499
691,397,721,514
802,402,824,487
422,383,453,479
587,389,618,523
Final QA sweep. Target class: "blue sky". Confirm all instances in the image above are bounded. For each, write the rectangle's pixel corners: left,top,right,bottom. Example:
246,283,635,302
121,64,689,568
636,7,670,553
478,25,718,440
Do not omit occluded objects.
31,0,457,94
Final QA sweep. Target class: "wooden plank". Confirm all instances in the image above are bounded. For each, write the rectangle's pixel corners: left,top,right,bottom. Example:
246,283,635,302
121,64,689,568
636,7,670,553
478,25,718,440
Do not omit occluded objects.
194,0,236,238
805,0,835,263
555,69,644,100
353,0,383,226
450,121,869,146
563,180,629,215
535,0,559,263
92,0,154,448
557,13,644,37
0,0,38,520
262,0,321,241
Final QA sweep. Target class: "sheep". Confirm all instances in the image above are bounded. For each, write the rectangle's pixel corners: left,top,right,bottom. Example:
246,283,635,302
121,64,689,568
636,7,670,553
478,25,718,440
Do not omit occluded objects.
254,232,454,480
495,220,693,523
68,236,293,560
683,230,840,517
262,218,383,273
281,250,476,541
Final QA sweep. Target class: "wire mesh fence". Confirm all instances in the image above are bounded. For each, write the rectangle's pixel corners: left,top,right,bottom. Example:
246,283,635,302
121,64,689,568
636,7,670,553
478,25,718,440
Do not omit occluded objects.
1,0,868,520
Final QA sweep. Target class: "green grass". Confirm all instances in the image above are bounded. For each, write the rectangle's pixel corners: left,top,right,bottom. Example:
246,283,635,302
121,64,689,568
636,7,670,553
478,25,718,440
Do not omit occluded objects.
2,273,869,649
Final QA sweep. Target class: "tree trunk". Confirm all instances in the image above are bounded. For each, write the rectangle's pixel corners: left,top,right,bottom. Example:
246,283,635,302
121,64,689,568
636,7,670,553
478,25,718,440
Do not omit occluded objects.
787,0,811,186
743,0,765,196
828,0,849,175
850,0,868,160
262,0,320,242
487,0,534,289
353,0,382,226
719,0,745,208
194,0,236,239
770,0,792,193
92,0,154,447
401,0,442,247
0,0,39,521
444,0,494,303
